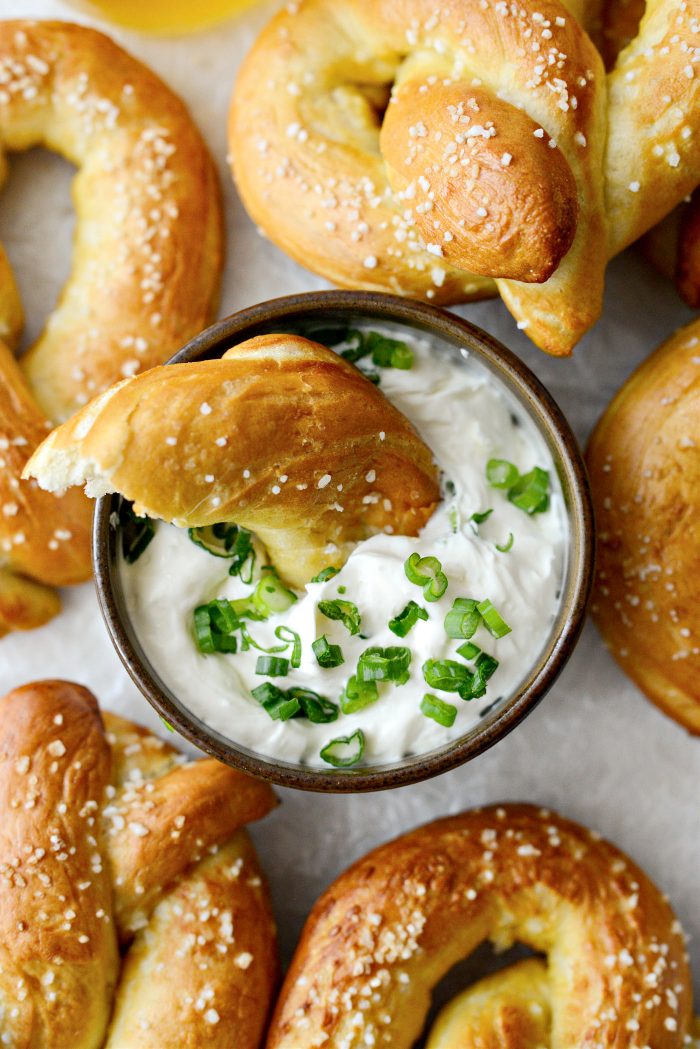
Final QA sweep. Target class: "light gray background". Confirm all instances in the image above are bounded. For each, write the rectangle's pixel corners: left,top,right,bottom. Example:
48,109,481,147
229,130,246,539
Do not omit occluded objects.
0,0,698,1008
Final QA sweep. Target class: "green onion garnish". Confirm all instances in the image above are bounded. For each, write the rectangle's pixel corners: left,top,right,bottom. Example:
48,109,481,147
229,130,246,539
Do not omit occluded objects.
470,509,493,525
287,687,338,723
420,693,457,727
188,522,239,558
357,646,411,684
340,330,414,371
388,600,428,637
255,655,290,677
339,675,379,714
227,527,256,583
252,569,297,616
404,553,448,602
422,658,473,692
311,566,339,583
444,598,481,639
193,600,239,654
274,626,302,667
161,717,175,733
318,599,362,635
251,682,300,721
486,459,519,489
119,501,155,564
340,329,371,363
320,729,365,768
456,641,480,660
476,599,511,638
312,635,344,669
508,467,550,515
496,533,514,553
475,652,499,680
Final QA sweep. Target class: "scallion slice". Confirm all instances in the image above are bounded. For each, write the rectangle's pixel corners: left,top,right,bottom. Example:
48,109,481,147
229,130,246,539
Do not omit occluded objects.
255,655,290,677
422,658,473,692
476,599,511,638
366,332,414,370
312,635,344,669
318,599,362,635
420,693,457,727
193,600,239,654
496,532,514,553
188,522,239,558
287,687,338,723
388,600,429,637
320,729,365,767
470,509,493,525
456,641,480,661
274,626,302,667
404,553,448,603
339,675,379,714
119,501,155,564
357,646,411,684
508,467,550,515
444,598,481,640
486,459,519,489
252,569,297,616
340,329,372,363
227,527,256,583
311,566,339,583
475,652,499,680
251,682,300,721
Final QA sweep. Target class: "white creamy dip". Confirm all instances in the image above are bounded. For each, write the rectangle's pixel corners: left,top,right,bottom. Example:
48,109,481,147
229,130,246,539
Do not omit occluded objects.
120,328,567,767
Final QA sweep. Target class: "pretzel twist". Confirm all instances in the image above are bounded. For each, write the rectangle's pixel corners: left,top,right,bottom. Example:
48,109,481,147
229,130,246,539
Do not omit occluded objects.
230,0,607,356
266,804,693,1048
0,20,223,424
0,680,278,1049
23,334,440,587
586,316,700,734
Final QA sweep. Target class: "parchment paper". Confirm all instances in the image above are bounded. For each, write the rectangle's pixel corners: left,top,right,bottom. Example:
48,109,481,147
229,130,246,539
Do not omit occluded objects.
0,0,698,1005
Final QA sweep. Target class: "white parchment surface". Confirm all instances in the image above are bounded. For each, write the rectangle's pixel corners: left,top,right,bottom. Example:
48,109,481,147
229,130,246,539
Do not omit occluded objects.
0,0,698,1005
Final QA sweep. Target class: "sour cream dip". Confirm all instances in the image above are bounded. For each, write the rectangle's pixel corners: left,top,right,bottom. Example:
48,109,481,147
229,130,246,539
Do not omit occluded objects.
120,328,567,768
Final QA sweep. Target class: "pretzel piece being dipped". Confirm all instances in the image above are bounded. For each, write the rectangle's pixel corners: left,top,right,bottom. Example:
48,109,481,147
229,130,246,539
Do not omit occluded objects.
23,334,440,587
266,804,693,1048
0,680,278,1048
586,317,700,734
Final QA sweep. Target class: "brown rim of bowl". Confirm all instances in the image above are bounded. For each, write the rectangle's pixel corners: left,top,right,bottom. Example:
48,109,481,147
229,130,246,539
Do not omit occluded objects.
93,290,595,793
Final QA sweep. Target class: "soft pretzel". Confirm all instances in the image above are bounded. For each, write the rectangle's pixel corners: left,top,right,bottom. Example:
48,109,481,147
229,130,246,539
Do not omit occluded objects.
0,679,278,1048
0,338,92,635
266,804,693,1048
586,317,700,734
230,0,607,355
23,334,440,587
0,19,223,424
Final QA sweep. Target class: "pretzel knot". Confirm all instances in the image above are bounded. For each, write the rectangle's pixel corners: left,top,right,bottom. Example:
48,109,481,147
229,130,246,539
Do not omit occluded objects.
0,681,278,1049
230,0,607,355
266,804,693,1048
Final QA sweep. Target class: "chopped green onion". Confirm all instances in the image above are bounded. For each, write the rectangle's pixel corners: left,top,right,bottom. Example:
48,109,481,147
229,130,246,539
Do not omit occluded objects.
193,600,239,654
420,693,457,727
476,599,512,638
470,509,493,525
320,729,365,768
444,598,481,640
227,528,256,583
160,717,175,733
252,569,297,616
508,467,550,515
337,585,347,595
274,626,302,667
287,687,338,723
404,553,449,602
318,599,362,635
475,652,499,681
311,566,339,583
340,329,372,363
486,459,519,489
366,332,414,370
388,600,428,637
251,682,300,721
312,635,344,669
496,533,514,553
448,506,459,533
119,501,155,564
255,655,290,677
456,641,480,661
188,522,240,558
357,646,411,684
422,658,473,692
339,675,380,714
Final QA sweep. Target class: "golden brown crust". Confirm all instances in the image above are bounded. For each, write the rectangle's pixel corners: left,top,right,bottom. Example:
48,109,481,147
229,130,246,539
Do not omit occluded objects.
0,20,223,424
24,334,440,587
229,0,607,355
586,318,700,734
266,804,692,1048
0,680,278,1048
